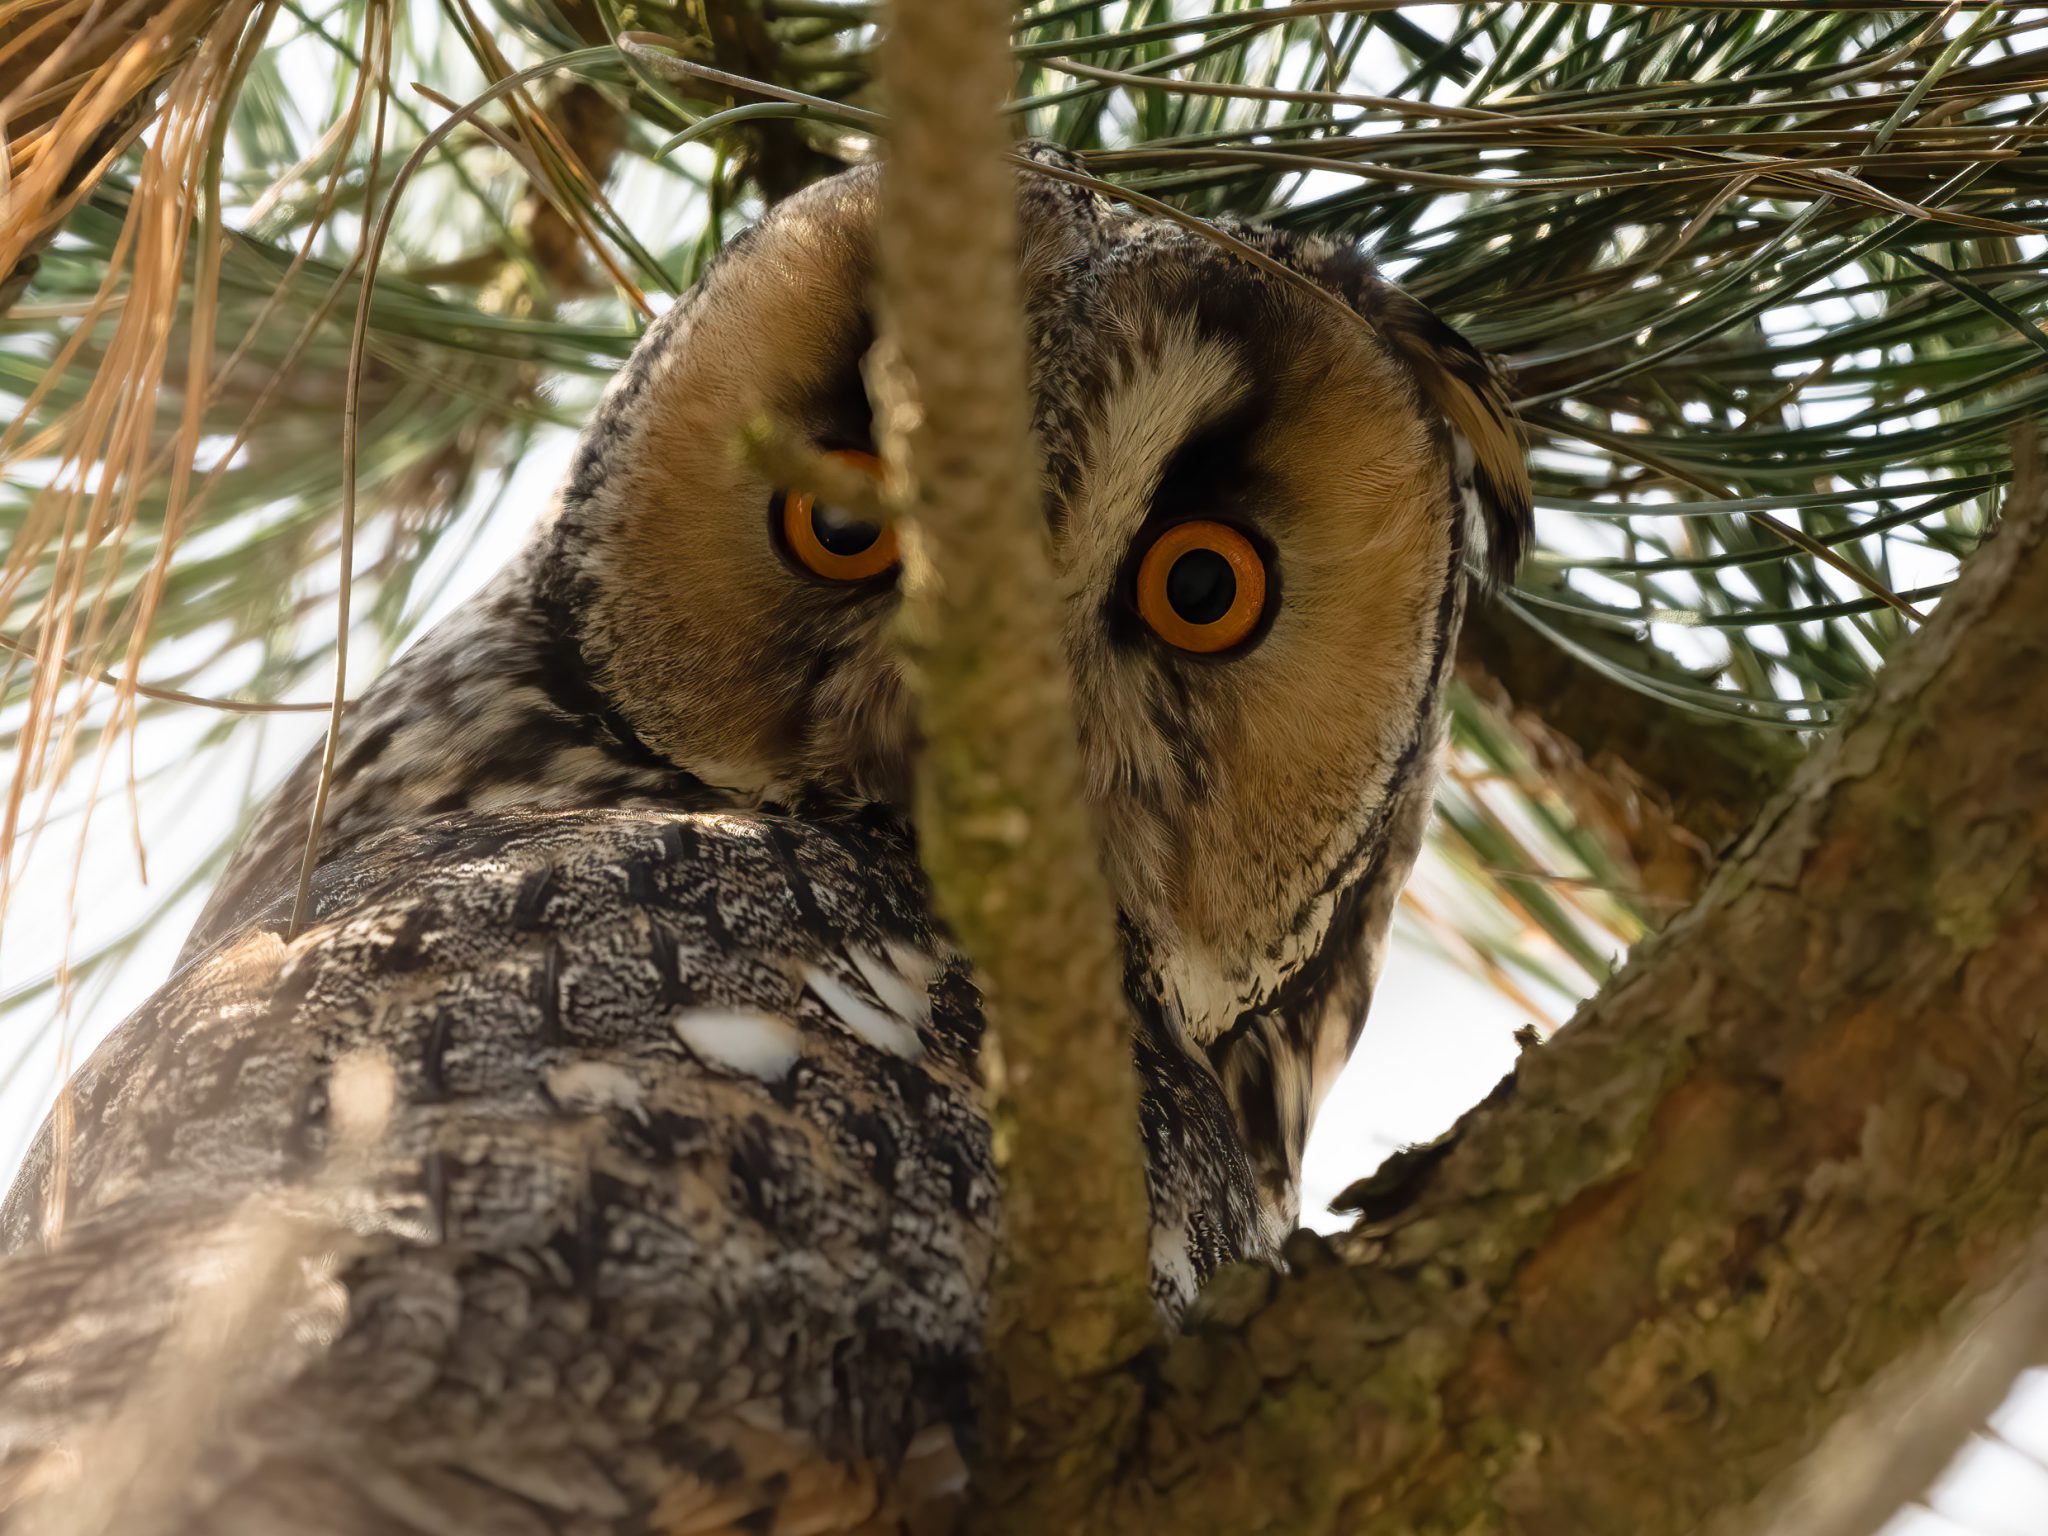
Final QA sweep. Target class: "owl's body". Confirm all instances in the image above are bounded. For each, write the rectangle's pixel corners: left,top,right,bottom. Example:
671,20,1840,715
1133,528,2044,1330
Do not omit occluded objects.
0,149,1524,1532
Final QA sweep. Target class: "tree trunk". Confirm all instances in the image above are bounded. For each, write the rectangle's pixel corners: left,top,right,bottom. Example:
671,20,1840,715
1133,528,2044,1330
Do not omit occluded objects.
979,458,2048,1533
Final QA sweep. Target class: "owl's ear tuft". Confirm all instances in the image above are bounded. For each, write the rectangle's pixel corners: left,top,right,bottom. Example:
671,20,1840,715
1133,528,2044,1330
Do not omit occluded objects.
1375,288,1533,586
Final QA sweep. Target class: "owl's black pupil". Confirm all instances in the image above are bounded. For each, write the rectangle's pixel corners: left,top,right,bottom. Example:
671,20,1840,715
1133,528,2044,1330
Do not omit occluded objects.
1166,547,1237,625
811,503,880,557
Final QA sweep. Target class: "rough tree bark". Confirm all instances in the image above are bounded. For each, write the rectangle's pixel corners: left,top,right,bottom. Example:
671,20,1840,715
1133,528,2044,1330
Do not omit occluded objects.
966,459,2046,1532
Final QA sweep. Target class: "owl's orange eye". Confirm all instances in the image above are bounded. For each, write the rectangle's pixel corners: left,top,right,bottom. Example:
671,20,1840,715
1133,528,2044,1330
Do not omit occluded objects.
779,450,897,582
1135,520,1268,654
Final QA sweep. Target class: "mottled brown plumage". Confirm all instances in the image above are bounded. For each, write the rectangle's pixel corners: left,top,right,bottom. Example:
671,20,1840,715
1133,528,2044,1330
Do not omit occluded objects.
0,147,1527,1532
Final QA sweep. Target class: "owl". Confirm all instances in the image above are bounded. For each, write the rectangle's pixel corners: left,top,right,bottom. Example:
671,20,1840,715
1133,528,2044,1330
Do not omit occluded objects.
0,145,1527,1533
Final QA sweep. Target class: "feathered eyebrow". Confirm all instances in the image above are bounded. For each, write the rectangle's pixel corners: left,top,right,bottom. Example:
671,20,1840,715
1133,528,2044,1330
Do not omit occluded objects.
1150,392,1271,524
1100,390,1280,655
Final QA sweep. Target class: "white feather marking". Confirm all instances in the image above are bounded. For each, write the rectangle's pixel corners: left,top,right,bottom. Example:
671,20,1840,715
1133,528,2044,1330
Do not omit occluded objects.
850,943,932,1026
1151,1223,1199,1307
688,811,768,841
1072,318,1247,579
804,962,923,1060
544,1060,646,1114
672,1007,802,1079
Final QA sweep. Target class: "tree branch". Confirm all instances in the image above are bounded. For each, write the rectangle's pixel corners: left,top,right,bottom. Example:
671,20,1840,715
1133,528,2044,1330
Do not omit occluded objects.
1008,457,2048,1532
692,0,847,199
870,0,1156,1515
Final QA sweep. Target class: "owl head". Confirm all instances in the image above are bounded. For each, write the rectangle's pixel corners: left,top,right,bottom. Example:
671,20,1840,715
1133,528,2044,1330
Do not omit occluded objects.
544,147,1530,1221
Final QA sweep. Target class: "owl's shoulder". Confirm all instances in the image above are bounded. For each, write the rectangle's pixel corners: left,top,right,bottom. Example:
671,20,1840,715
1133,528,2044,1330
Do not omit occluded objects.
17,804,992,1244
2,807,996,1526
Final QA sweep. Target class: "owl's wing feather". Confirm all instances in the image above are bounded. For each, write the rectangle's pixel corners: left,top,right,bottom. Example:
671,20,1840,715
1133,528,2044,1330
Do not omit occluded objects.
1,808,986,1535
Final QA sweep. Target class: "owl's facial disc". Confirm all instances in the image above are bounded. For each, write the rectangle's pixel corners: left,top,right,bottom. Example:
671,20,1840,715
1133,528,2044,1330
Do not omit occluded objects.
1051,283,1463,1055
567,159,1521,1151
